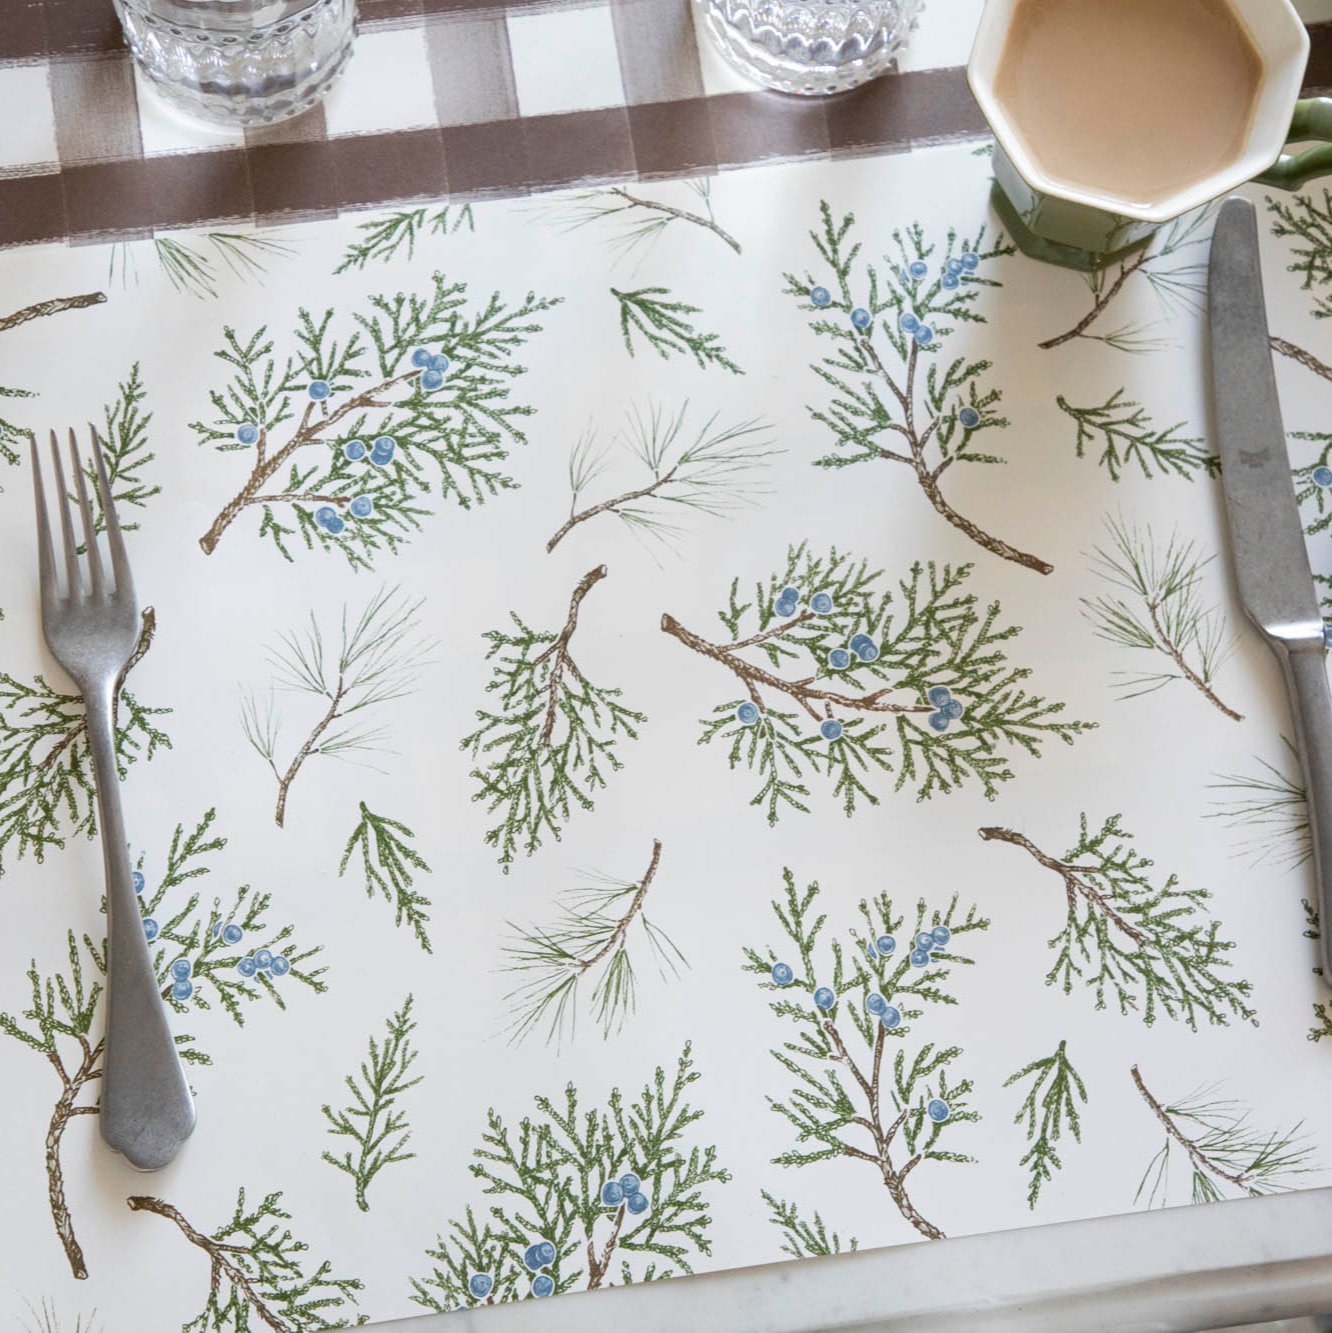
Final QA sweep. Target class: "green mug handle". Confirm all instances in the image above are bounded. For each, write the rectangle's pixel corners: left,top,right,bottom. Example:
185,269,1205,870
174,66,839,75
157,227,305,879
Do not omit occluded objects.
1256,97,1332,190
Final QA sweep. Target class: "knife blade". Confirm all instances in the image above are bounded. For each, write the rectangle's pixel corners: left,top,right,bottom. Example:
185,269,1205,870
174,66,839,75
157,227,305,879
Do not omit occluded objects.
1210,195,1332,983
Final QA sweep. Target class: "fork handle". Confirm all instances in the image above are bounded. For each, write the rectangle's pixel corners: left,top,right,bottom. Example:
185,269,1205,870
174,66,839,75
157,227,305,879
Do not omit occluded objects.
86,685,195,1170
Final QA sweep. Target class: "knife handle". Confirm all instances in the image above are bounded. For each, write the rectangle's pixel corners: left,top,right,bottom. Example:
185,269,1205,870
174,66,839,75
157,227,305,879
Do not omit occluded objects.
1279,640,1332,982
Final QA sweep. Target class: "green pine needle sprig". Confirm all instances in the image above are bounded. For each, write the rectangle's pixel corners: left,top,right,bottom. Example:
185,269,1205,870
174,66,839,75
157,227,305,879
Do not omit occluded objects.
322,996,422,1211
1004,1040,1087,1208
501,840,685,1046
1056,390,1218,482
612,287,742,374
339,802,433,951
335,206,475,274
1132,1065,1315,1206
1081,517,1241,720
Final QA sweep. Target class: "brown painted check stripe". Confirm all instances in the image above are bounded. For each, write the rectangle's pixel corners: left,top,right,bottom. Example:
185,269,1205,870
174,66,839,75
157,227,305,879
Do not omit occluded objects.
3,19,1332,250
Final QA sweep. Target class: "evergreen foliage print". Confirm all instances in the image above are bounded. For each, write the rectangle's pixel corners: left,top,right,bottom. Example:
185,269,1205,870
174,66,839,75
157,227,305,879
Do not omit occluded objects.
191,272,560,566
463,566,645,871
127,1190,367,1331
408,1044,728,1310
978,815,1256,1029
0,810,326,1279
747,871,988,1241
783,204,1049,572
662,543,1092,822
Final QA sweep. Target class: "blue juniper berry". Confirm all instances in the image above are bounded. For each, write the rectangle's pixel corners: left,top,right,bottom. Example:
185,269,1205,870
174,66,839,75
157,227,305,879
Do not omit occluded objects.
253,948,274,970
820,719,843,741
865,992,889,1016
915,326,934,346
876,933,896,955
927,1098,951,1123
958,407,980,429
928,711,950,732
235,423,260,446
269,955,291,977
851,308,872,331
928,686,952,707
222,922,244,945
421,368,445,391
237,956,258,978
771,961,794,986
930,925,951,948
1315,465,1332,488
910,948,930,968
410,348,432,368
343,438,367,462
828,646,852,670
810,591,834,615
910,260,929,278
601,1180,625,1207
428,353,449,373
169,958,192,982
307,380,331,402
737,701,760,726
143,918,159,942
131,870,145,894
171,978,193,1002
914,932,934,952
962,252,980,270
626,1192,650,1215
810,286,832,308
901,312,920,333
881,1005,902,1028
531,1275,555,1298
468,1273,493,1300
349,495,374,519
619,1173,641,1194
813,986,836,1010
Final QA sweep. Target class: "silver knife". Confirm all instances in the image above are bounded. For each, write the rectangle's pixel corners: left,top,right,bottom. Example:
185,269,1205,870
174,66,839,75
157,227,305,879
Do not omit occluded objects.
1210,195,1332,984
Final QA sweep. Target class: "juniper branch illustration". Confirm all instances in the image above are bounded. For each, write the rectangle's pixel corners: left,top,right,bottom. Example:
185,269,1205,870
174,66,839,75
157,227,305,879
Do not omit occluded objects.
0,608,168,875
502,839,686,1045
1038,208,1211,352
663,542,1091,821
763,1192,857,1259
746,870,988,1241
550,181,740,259
1131,1065,1315,1207
0,809,326,1278
1081,517,1242,719
408,1043,729,1310
127,1191,366,1331
334,205,475,274
1056,390,1218,482
192,272,559,566
338,801,433,951
322,996,422,1211
979,815,1256,1029
242,588,429,827
785,205,1049,572
547,403,774,553
1206,742,1310,870
612,287,742,374
1004,1040,1087,1208
462,565,645,871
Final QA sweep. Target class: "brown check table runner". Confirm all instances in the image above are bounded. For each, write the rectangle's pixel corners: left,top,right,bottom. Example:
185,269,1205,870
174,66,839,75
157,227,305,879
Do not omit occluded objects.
2,1,1332,250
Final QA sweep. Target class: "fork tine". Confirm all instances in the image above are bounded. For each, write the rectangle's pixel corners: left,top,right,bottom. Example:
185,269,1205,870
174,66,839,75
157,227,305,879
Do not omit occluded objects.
30,434,58,612
48,431,82,600
69,428,105,598
89,424,132,598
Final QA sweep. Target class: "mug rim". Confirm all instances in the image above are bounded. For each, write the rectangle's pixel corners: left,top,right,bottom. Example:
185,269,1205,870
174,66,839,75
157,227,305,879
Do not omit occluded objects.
967,0,1310,224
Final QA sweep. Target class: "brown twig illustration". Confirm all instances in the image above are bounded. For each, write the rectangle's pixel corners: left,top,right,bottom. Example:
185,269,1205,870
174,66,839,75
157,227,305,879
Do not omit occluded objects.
1271,334,1332,384
858,338,1052,574
599,187,742,255
586,1200,628,1288
0,292,106,335
978,826,1146,944
1038,250,1152,350
661,610,933,723
822,1015,943,1239
127,1197,287,1331
1144,600,1242,722
533,565,608,745
1130,1065,1252,1192
45,1036,104,1279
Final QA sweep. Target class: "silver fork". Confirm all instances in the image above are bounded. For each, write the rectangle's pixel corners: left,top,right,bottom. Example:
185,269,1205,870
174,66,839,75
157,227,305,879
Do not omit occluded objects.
31,428,195,1170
